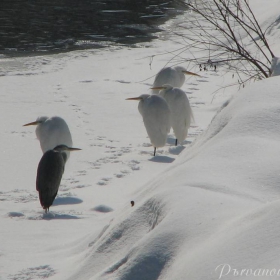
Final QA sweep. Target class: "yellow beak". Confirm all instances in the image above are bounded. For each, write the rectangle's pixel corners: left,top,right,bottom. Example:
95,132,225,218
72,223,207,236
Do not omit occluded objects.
150,86,165,90
126,97,142,100
182,70,201,77
23,121,39,126
68,147,82,151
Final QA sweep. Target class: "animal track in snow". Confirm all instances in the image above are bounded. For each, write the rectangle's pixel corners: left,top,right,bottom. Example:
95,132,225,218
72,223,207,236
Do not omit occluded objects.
128,160,140,171
116,80,131,84
97,177,112,186
197,79,209,82
115,169,130,178
0,189,37,203
7,212,25,218
96,136,106,141
89,146,132,170
60,177,87,191
88,161,102,169
169,146,185,155
76,170,87,176
192,101,205,105
141,142,152,147
79,80,93,83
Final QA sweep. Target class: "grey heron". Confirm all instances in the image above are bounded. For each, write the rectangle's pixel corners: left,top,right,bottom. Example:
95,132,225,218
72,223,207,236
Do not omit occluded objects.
36,144,81,213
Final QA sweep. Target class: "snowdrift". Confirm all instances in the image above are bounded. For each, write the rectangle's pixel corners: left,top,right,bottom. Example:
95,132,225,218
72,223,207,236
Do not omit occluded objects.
68,76,280,280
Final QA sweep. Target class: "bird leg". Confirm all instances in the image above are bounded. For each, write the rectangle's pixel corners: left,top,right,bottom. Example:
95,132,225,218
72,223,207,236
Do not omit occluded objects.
175,139,178,146
153,147,156,156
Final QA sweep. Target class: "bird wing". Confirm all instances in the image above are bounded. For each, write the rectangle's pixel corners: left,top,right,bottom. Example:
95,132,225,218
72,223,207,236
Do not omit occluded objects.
36,150,65,209
142,97,171,147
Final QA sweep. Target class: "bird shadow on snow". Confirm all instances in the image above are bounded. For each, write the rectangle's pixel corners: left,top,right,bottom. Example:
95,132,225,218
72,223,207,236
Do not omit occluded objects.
7,211,25,218
168,145,185,155
91,205,114,213
42,212,81,220
27,211,81,220
52,196,83,206
166,136,177,146
149,156,175,163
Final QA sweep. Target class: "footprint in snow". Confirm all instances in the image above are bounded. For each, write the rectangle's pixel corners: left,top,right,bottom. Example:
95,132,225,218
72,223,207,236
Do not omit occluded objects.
168,146,185,155
79,80,93,83
197,79,209,82
0,190,37,203
115,169,130,178
116,80,131,84
7,212,25,218
97,177,112,186
193,101,205,105
96,136,106,140
142,142,152,147
76,170,87,176
128,160,140,171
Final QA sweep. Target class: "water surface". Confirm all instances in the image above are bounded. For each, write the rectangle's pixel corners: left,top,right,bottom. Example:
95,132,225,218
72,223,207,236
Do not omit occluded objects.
0,0,186,56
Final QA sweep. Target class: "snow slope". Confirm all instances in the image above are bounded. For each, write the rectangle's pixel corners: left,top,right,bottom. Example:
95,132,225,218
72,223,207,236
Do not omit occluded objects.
67,76,280,280
1,1,280,280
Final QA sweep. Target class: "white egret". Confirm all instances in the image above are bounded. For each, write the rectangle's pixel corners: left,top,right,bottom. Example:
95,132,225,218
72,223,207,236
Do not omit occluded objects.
23,116,73,161
152,66,200,94
36,145,81,213
152,84,193,146
126,94,171,156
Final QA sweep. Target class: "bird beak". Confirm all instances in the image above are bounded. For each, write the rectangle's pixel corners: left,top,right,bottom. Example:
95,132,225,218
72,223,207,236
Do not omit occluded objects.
68,147,82,151
150,86,165,90
182,70,201,77
126,97,142,101
23,121,39,126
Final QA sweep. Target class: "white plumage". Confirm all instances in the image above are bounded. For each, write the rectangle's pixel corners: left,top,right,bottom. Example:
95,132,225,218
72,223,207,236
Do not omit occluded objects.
155,85,192,145
23,116,73,161
126,94,171,156
152,66,200,94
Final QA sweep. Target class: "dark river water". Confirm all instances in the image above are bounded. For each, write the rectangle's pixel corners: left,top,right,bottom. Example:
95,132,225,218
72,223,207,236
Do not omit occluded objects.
0,0,186,56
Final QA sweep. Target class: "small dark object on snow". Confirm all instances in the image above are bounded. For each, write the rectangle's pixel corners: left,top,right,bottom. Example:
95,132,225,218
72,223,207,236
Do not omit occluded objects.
131,201,135,207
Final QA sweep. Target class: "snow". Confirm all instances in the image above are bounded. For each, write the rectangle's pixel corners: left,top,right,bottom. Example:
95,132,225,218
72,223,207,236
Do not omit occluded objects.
270,57,280,77
1,1,280,280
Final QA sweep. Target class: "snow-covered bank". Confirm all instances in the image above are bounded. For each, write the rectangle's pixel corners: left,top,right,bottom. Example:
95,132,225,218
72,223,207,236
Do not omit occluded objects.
67,76,280,280
0,42,227,280
1,1,280,279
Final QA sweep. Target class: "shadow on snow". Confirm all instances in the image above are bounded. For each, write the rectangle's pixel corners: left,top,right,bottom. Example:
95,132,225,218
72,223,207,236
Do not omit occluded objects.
52,196,83,206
